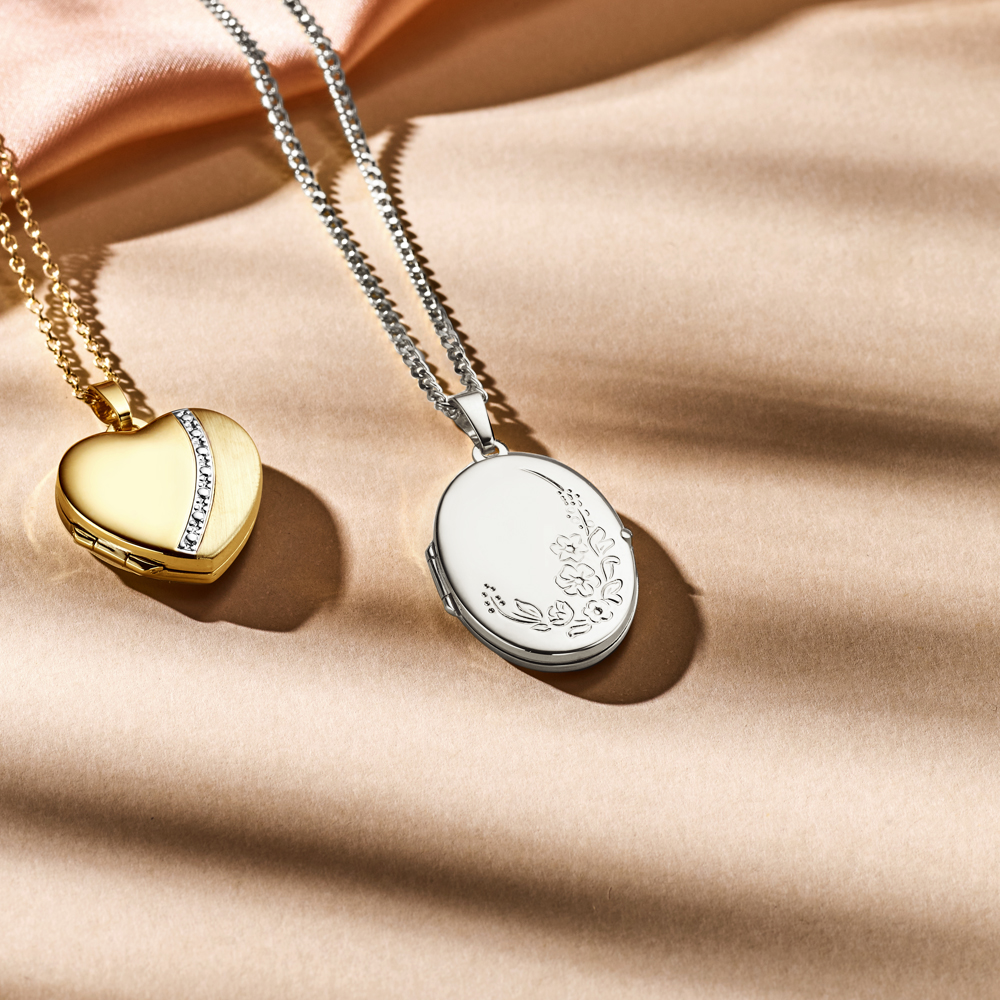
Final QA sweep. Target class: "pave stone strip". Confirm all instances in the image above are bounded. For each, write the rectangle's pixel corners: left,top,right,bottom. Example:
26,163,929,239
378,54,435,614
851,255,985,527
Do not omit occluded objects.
173,409,215,554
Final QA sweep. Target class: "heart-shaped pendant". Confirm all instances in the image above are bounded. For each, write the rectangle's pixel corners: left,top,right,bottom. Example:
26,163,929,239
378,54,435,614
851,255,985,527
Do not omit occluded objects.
0,155,261,585
55,400,262,583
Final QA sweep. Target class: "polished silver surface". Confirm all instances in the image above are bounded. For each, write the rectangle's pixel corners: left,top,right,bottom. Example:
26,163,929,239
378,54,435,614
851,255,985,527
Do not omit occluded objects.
429,453,638,671
200,0,485,428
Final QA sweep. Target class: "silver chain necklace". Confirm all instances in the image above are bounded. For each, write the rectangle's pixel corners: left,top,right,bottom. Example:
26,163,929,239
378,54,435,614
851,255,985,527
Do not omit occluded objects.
203,0,639,671
202,0,483,424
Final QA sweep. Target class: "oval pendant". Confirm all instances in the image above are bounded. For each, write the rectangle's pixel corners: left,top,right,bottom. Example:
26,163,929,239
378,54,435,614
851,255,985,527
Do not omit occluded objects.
55,407,262,583
427,452,638,671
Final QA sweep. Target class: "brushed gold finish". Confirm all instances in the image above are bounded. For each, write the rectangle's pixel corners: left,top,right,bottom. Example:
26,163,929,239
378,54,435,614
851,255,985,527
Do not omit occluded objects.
56,410,262,584
196,409,262,558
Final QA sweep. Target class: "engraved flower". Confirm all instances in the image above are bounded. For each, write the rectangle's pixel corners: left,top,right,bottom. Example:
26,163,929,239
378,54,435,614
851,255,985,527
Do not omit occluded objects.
583,599,614,623
547,600,574,626
550,533,588,561
555,562,597,597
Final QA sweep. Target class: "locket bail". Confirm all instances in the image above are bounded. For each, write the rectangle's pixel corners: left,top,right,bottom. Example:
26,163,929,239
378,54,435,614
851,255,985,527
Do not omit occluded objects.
450,389,505,456
84,380,134,432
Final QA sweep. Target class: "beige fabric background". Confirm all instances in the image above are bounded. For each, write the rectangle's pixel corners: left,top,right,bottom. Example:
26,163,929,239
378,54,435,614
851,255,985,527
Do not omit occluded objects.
2,0,999,996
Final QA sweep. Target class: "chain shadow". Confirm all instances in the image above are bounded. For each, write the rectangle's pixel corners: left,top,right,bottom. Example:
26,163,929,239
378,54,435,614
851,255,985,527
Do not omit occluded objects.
117,466,342,632
311,115,547,455
44,245,155,423
522,517,700,703
378,120,548,456
3,195,150,419
308,126,457,405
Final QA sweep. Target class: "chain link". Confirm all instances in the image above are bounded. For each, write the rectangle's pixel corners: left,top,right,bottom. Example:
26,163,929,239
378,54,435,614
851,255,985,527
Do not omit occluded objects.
200,0,484,419
0,134,119,401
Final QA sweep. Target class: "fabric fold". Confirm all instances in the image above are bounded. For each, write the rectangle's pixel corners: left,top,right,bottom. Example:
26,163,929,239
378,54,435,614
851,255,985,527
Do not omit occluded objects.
0,0,431,189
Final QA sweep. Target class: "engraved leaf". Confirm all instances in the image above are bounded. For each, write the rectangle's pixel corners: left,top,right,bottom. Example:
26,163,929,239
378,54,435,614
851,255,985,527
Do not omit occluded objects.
567,621,593,637
602,578,623,603
532,623,552,632
547,600,574,626
514,599,543,622
589,526,614,556
600,554,620,582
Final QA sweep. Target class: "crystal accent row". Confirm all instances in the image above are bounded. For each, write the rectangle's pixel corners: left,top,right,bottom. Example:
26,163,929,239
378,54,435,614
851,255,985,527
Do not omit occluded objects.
173,409,214,554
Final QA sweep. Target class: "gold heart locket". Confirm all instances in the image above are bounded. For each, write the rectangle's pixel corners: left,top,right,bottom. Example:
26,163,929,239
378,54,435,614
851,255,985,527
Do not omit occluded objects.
2,139,261,584
56,383,261,582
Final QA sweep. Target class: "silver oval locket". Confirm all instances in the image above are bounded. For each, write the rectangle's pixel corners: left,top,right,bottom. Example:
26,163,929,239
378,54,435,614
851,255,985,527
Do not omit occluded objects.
210,19,641,671
427,451,638,671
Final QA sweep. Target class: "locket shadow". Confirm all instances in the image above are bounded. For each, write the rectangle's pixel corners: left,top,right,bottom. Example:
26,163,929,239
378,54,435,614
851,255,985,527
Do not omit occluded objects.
522,518,700,704
118,466,341,631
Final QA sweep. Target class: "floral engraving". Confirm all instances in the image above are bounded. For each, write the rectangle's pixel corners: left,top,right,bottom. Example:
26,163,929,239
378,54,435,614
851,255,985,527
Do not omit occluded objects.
550,534,588,561
481,471,624,638
555,562,597,597
583,599,614,622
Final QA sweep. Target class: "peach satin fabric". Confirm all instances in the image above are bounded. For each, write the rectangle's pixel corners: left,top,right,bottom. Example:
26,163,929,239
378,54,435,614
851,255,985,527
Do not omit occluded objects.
2,1,999,997
0,0,430,188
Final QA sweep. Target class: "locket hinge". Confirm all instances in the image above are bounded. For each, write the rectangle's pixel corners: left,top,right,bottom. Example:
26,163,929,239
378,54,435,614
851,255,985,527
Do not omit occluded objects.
426,542,460,617
69,523,164,574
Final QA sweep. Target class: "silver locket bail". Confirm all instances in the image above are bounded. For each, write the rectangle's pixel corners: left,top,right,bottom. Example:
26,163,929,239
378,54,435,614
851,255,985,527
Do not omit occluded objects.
450,389,507,460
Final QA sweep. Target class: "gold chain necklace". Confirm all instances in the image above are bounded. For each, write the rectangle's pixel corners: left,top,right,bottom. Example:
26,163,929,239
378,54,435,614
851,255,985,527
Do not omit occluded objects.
1,136,262,583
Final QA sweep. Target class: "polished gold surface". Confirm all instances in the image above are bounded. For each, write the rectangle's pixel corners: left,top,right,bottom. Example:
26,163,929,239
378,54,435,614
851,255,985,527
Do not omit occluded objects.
55,409,262,583
58,414,196,553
